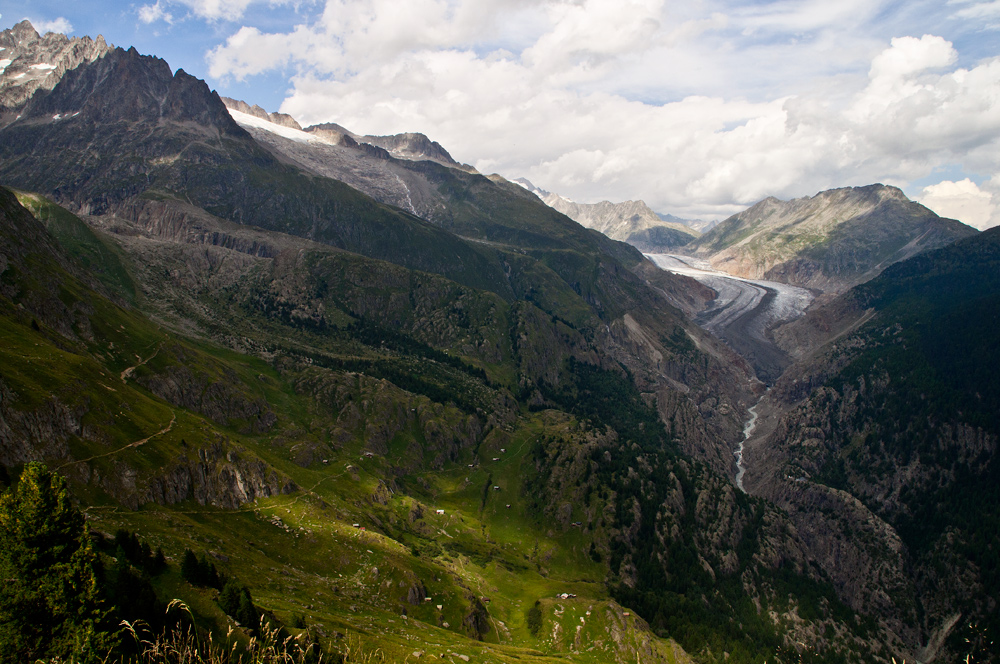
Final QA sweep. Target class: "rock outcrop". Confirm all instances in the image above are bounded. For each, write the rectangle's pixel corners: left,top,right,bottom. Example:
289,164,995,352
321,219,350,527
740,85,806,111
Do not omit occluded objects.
220,96,301,130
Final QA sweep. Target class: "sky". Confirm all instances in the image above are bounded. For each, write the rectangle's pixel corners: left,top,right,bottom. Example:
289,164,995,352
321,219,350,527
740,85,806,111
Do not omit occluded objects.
3,0,1000,228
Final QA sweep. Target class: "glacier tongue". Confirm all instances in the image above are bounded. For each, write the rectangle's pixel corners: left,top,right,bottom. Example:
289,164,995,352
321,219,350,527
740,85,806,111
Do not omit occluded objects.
647,253,814,384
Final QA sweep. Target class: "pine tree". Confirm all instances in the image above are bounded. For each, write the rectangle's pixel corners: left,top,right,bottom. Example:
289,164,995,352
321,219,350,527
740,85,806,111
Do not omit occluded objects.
180,548,200,583
0,463,114,663
152,546,167,573
236,587,259,631
219,578,242,617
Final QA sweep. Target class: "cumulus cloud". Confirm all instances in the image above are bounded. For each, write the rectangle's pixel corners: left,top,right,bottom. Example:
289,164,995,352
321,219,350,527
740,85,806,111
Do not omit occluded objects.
202,1,1000,219
138,2,175,25
29,17,73,34
919,178,999,230
868,34,957,80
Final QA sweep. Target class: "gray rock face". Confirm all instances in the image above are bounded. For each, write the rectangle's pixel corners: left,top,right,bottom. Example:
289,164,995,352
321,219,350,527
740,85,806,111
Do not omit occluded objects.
303,120,472,171
0,20,112,115
139,441,296,510
689,184,977,295
0,378,77,466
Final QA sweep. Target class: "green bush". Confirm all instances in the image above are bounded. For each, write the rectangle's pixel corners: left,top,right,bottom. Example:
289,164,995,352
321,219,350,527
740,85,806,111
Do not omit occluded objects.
526,600,542,636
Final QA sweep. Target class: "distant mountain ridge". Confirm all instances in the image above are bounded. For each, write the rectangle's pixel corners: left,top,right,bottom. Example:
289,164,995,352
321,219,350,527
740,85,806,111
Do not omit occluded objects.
689,184,977,294
219,96,478,175
658,212,717,233
513,178,701,251
219,96,302,130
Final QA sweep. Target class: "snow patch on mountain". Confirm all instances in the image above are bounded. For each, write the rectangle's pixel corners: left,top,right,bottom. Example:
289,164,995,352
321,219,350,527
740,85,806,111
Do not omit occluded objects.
227,108,328,145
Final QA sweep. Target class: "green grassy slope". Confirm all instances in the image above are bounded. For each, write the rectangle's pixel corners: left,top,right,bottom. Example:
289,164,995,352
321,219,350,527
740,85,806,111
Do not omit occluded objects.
0,187,886,662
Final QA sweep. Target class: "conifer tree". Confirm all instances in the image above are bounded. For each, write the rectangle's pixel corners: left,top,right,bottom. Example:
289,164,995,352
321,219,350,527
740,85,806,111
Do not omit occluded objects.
0,463,114,662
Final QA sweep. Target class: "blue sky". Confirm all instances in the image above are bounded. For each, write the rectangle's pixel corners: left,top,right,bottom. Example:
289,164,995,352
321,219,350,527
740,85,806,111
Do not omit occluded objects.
4,0,1000,227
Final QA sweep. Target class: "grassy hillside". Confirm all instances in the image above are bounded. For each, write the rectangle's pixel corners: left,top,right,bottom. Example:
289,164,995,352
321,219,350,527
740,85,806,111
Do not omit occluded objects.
0,187,890,663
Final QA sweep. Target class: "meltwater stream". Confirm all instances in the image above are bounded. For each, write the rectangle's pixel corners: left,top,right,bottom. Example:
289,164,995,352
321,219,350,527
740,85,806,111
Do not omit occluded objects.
734,398,763,492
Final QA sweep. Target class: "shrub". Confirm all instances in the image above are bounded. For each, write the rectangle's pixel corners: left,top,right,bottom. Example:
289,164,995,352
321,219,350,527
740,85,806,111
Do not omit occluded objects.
527,600,542,636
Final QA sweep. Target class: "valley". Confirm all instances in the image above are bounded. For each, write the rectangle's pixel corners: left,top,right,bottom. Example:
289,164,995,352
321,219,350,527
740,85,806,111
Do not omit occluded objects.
0,19,997,664
646,254,813,383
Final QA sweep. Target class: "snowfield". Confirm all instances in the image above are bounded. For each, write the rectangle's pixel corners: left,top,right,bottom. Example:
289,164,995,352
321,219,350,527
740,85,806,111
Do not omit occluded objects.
227,108,327,145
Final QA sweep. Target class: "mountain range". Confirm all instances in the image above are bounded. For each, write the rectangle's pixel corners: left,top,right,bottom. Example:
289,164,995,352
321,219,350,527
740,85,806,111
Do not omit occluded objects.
0,20,995,664
687,184,975,296
514,179,702,252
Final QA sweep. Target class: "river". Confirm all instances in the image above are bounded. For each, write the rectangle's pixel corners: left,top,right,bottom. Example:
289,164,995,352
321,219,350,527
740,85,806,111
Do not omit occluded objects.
734,397,763,492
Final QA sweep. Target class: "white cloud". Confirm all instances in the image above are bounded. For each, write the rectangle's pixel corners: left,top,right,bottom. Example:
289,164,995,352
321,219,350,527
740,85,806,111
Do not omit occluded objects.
738,0,885,35
522,0,665,77
29,17,73,34
143,0,295,24
202,2,1000,219
919,178,999,230
176,0,258,22
868,34,957,80
138,2,175,25
949,0,1000,26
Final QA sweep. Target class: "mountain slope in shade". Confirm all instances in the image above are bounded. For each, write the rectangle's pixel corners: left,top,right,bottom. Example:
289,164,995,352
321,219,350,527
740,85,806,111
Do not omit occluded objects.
2,182,903,663
513,179,700,251
689,184,977,295
743,225,1000,663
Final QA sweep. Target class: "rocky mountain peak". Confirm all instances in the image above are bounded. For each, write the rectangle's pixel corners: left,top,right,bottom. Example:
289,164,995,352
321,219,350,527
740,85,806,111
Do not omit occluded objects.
8,45,243,135
690,184,977,293
8,19,39,43
0,20,113,113
519,185,700,252
512,177,550,197
356,130,471,170
220,97,302,130
300,120,471,169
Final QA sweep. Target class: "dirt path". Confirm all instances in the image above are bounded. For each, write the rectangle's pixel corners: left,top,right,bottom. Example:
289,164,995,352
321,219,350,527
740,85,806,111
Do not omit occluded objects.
120,343,162,382
57,412,175,471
